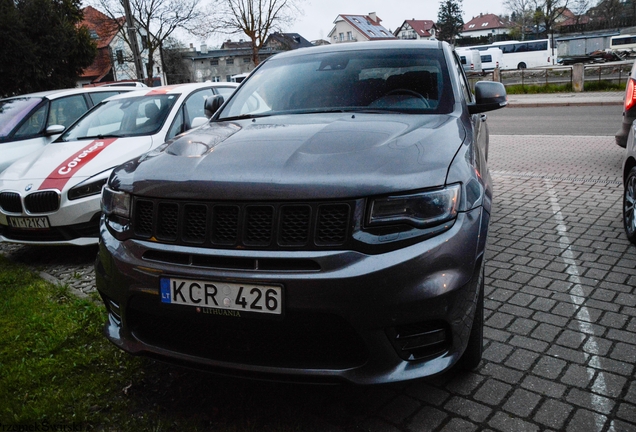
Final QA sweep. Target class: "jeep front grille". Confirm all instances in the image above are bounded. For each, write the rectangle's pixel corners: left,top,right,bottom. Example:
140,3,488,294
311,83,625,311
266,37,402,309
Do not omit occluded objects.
132,198,353,250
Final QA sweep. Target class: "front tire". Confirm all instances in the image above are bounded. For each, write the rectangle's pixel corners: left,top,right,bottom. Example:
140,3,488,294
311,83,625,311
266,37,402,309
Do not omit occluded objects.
624,167,636,244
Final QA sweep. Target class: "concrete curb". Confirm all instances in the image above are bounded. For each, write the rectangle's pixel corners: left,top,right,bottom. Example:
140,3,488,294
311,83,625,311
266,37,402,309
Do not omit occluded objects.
508,100,623,108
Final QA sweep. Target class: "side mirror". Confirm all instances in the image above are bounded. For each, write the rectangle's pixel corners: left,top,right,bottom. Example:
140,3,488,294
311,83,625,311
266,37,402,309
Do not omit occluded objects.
469,81,508,114
45,124,66,135
204,94,225,118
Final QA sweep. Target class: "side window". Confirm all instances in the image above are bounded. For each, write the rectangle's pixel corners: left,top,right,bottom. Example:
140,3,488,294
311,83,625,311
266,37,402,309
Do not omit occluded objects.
49,95,89,128
214,86,235,99
88,91,121,105
452,52,473,103
167,108,185,141
183,88,214,127
14,103,48,138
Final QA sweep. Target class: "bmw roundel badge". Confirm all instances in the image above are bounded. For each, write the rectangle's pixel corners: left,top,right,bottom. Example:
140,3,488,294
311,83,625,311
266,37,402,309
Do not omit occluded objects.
25,184,33,191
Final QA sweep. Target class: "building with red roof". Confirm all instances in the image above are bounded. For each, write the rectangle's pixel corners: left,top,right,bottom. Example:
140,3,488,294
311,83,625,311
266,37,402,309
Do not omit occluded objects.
78,6,164,87
394,19,438,40
461,13,511,39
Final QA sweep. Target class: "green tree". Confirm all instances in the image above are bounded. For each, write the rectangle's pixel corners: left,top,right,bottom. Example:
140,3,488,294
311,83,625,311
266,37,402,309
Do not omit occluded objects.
162,37,192,84
437,0,464,44
0,0,96,97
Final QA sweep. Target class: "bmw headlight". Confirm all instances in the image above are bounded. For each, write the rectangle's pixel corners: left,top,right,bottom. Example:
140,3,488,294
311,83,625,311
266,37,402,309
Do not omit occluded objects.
368,184,460,229
68,178,109,200
101,186,131,220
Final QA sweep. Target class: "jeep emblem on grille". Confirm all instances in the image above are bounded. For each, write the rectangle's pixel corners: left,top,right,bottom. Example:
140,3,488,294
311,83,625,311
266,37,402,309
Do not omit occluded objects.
25,184,32,191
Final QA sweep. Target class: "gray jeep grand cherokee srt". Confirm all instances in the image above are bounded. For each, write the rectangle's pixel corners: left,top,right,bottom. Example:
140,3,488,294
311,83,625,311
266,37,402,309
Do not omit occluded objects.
96,40,507,384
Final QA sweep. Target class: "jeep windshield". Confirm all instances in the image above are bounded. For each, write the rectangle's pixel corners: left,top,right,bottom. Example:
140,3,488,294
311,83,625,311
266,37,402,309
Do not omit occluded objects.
218,48,454,120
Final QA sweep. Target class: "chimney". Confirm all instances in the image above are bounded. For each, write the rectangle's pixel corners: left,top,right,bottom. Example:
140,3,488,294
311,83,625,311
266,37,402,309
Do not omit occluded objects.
200,44,208,54
368,12,377,23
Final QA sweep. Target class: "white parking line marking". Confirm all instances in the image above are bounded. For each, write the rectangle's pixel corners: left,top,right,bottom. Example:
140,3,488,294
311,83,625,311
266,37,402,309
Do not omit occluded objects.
544,179,614,431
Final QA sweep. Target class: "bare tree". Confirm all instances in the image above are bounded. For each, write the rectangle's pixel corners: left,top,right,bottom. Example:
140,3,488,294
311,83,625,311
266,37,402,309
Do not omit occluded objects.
533,0,569,35
210,0,301,66
504,0,534,39
570,0,590,23
596,0,625,23
90,0,210,84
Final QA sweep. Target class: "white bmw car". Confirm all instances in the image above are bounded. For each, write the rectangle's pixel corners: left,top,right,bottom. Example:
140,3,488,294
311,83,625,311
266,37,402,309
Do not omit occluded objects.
0,82,238,246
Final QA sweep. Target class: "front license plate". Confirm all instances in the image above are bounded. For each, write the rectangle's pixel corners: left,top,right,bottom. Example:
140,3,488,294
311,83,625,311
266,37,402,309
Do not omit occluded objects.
160,277,283,315
7,216,50,229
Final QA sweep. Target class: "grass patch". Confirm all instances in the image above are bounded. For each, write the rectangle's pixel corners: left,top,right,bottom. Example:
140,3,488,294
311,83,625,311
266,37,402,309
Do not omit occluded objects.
583,80,625,92
0,257,145,428
0,257,344,431
505,83,573,94
504,81,624,94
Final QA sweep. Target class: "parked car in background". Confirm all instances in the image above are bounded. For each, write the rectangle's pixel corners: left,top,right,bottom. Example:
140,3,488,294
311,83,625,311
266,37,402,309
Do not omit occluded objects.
456,48,483,74
616,59,636,148
96,40,508,384
0,87,136,173
623,121,636,244
0,82,238,246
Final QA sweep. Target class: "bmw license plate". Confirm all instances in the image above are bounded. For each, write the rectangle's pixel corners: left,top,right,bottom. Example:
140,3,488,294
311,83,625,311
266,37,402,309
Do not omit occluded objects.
160,277,283,315
7,216,50,229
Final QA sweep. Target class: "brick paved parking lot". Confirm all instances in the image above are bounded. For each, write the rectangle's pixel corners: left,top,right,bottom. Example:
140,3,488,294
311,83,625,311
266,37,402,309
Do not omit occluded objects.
1,133,634,431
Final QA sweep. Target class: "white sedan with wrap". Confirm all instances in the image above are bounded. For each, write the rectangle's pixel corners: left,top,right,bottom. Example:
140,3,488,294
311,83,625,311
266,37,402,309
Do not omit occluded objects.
0,82,237,246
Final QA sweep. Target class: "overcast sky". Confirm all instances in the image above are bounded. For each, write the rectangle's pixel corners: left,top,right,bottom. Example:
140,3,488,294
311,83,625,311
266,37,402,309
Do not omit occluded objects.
289,0,506,42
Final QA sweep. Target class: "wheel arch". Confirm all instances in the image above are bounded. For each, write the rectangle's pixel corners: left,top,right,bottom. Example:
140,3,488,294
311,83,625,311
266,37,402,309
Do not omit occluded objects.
625,156,636,186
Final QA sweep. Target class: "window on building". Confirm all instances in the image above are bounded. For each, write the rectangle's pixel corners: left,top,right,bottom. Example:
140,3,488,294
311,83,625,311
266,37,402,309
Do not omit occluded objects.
226,75,231,82
116,49,124,65
339,32,344,41
212,76,220,82
243,57,250,63
226,58,234,65
210,59,219,66
347,31,353,40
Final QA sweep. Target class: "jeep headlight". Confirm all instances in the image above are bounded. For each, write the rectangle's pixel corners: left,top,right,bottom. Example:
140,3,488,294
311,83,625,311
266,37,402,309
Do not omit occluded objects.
368,185,460,228
101,186,131,220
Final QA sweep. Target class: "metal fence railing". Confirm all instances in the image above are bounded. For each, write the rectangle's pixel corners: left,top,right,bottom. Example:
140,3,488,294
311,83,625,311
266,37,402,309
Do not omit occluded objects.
467,60,633,90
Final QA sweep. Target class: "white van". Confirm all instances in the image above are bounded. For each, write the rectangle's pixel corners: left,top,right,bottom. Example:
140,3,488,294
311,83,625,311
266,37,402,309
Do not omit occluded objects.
456,49,483,74
479,48,504,72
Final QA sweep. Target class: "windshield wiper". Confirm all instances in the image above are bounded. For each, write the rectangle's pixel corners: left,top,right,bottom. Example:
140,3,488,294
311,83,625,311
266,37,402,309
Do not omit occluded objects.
217,113,273,121
64,133,124,142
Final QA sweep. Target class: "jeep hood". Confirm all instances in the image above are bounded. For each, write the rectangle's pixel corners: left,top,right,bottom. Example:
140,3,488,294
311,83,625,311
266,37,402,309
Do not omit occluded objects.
112,113,466,200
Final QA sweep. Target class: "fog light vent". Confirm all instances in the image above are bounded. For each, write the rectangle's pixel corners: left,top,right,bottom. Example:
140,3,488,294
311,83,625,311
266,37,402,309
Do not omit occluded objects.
387,321,450,361
101,295,122,326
